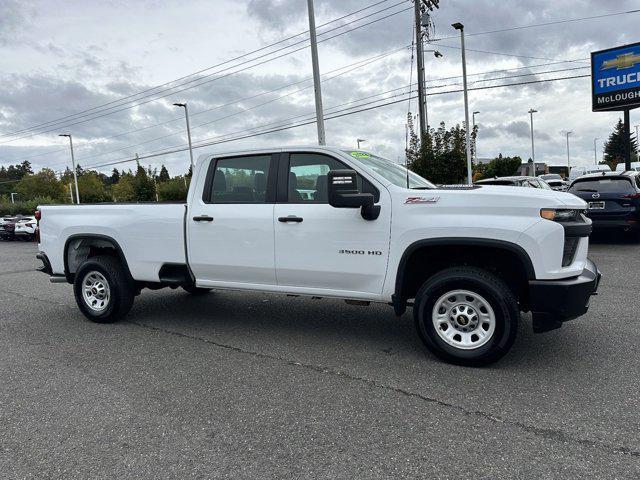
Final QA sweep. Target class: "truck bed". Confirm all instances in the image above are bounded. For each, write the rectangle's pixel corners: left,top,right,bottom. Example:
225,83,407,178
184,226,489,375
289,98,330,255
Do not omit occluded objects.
39,203,187,282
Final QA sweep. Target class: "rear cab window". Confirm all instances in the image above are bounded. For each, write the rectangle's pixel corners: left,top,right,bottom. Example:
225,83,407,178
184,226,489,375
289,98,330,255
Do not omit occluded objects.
203,154,273,203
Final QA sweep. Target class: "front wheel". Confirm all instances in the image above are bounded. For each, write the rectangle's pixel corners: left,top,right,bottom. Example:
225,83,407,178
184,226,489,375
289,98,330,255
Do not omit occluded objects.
414,267,519,366
73,255,135,323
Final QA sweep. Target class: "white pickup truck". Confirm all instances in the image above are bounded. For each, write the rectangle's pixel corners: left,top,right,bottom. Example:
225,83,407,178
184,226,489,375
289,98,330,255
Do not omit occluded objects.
37,146,601,365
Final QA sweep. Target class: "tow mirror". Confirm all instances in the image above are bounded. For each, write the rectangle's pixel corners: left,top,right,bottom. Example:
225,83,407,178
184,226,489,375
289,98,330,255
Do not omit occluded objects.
327,169,380,221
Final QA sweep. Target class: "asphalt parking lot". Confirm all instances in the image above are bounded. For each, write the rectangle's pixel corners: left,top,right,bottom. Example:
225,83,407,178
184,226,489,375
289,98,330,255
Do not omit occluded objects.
0,237,639,479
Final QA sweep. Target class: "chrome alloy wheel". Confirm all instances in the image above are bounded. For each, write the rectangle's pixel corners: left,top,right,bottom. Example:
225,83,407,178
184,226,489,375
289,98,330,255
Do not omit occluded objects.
82,271,111,313
431,289,496,350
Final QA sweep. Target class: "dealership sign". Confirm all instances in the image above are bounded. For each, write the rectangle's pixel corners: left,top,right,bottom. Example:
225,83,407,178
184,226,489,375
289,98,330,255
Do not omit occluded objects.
591,42,640,111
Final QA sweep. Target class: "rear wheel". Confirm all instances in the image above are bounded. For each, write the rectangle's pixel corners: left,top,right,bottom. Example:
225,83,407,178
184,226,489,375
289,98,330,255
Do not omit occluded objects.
73,255,135,323
414,267,519,366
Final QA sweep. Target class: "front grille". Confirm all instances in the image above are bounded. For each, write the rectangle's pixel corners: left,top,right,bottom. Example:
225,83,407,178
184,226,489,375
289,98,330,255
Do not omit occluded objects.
562,237,579,267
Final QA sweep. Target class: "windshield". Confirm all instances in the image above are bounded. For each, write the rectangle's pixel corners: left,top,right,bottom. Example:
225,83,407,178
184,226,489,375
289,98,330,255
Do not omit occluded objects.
343,151,435,189
541,174,562,181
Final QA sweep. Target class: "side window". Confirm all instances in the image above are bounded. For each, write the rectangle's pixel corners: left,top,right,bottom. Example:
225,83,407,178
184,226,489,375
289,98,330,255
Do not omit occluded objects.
206,155,271,203
287,153,379,203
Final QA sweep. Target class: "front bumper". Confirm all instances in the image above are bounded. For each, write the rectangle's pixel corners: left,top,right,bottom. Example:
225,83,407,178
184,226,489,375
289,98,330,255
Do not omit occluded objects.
528,259,601,333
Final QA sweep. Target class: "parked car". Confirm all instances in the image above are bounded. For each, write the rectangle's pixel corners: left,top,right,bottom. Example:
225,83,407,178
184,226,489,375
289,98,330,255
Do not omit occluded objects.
37,146,600,366
0,216,17,240
539,174,568,192
568,171,640,236
14,216,37,241
474,175,552,189
615,162,640,172
569,165,611,183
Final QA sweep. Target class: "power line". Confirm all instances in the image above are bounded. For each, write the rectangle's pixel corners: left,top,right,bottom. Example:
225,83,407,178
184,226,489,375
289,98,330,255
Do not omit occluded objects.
432,9,640,41
81,73,591,172
0,2,412,142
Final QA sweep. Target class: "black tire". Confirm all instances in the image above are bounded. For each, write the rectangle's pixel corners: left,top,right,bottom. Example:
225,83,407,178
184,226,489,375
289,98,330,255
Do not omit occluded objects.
414,266,519,366
73,255,135,323
182,284,212,295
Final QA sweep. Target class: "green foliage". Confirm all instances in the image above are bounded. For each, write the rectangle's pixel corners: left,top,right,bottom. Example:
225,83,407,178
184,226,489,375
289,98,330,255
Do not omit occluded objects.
78,172,110,203
0,161,33,196
133,162,156,201
409,121,472,184
111,174,136,202
474,154,522,180
157,177,188,201
0,196,59,216
158,165,170,182
15,168,65,201
603,118,639,168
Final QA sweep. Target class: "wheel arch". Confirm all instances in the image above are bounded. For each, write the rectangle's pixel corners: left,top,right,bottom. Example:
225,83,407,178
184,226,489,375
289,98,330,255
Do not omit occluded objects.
64,234,132,283
393,238,536,316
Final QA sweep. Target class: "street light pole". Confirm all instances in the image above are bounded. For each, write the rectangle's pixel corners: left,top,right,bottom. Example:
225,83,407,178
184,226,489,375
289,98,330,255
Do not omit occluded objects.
173,103,194,172
593,137,599,165
10,193,17,204
528,109,538,176
59,134,80,204
307,0,326,145
452,22,473,185
563,131,573,170
357,138,366,149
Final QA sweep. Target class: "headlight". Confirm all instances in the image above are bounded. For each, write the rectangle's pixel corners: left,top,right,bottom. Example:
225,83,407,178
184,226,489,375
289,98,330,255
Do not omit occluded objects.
540,208,582,222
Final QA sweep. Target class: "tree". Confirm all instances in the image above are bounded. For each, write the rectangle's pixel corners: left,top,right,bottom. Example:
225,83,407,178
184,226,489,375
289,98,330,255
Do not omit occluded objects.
157,177,188,201
107,168,121,186
603,118,639,168
78,172,110,203
474,154,522,180
410,121,469,184
15,168,64,201
133,162,156,201
158,165,170,182
111,174,136,202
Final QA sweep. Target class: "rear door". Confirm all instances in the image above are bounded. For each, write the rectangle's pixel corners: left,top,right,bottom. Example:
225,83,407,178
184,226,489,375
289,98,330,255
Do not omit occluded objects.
187,153,278,287
273,152,391,296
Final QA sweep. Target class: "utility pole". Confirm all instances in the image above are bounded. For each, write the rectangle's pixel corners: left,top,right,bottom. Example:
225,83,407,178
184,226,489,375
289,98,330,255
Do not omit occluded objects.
452,22,473,185
173,103,194,171
593,137,599,165
414,0,427,138
59,134,80,204
528,109,537,176
413,0,440,138
306,0,326,145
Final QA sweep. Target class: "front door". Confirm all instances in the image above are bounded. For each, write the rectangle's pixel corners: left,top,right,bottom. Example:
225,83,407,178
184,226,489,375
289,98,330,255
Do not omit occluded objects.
273,152,391,297
187,153,277,287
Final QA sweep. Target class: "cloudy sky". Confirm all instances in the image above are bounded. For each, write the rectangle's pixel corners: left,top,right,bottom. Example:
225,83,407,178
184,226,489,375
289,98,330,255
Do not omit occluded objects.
1,0,639,177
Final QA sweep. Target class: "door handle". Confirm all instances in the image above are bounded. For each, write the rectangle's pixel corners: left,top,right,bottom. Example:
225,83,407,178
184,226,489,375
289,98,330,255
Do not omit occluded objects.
193,215,214,222
278,215,303,223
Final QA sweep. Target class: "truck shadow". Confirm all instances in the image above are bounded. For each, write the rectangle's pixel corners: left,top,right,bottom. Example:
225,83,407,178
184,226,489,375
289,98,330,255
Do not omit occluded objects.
127,289,595,371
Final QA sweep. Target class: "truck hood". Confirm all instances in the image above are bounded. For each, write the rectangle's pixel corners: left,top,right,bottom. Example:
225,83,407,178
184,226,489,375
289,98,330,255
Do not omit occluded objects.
454,185,587,209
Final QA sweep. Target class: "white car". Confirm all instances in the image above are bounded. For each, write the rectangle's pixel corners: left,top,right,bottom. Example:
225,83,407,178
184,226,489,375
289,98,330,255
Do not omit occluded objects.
569,165,611,183
36,146,601,365
615,161,640,172
14,216,37,240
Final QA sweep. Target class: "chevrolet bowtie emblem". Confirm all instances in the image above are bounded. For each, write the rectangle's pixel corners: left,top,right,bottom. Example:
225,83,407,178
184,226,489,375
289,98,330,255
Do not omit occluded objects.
602,52,640,70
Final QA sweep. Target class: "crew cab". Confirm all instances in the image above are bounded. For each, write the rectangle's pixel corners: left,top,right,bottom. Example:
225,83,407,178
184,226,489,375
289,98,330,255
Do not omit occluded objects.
36,146,601,365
